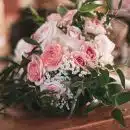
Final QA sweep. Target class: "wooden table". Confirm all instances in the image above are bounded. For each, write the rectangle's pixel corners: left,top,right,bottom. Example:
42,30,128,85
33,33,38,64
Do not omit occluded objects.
0,104,130,130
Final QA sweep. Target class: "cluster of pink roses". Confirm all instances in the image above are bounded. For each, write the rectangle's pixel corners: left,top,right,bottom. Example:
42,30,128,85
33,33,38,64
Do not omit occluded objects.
14,9,115,86
27,41,98,84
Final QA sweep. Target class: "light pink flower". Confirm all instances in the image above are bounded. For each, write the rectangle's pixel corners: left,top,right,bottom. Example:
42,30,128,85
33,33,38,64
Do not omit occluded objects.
94,34,115,65
40,81,66,95
59,9,77,26
81,44,97,61
81,43,98,68
85,18,106,35
71,51,87,68
57,34,83,51
32,21,63,49
47,13,62,22
27,55,45,85
67,26,85,40
41,43,63,71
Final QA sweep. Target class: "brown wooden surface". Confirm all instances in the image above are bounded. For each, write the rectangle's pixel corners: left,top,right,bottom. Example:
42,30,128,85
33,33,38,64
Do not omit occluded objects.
0,103,130,130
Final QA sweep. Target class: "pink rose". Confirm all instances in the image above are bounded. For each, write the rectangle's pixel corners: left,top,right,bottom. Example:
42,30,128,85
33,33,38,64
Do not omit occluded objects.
85,18,106,35
81,44,98,68
41,43,63,71
40,81,66,95
59,9,77,26
67,26,85,40
71,51,87,68
47,13,62,22
27,55,45,85
32,21,63,49
81,44,97,61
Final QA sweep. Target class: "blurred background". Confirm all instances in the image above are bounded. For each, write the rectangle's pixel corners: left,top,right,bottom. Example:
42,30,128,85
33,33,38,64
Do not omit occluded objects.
0,0,130,78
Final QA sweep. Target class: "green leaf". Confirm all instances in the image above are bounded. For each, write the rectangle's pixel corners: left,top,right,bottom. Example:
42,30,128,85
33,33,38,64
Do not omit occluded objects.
79,3,101,13
116,69,125,88
109,77,116,82
0,65,17,81
99,69,109,86
106,82,122,97
80,12,95,17
57,5,68,16
111,108,125,127
20,56,30,67
112,91,130,106
83,99,102,114
23,37,39,45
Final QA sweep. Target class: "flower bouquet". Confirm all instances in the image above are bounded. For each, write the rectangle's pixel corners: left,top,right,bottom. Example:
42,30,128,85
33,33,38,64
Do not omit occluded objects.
0,0,129,127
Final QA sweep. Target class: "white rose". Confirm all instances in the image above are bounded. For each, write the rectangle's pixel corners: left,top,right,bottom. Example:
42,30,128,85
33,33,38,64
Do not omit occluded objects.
67,26,85,40
32,21,63,49
15,39,34,62
47,13,62,22
85,18,106,35
58,34,84,50
94,34,115,65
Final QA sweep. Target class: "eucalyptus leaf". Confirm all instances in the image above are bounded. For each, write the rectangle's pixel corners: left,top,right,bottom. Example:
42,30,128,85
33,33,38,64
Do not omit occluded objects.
111,108,125,127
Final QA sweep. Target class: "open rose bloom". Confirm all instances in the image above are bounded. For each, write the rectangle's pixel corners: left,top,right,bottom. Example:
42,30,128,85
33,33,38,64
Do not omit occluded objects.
2,1,128,122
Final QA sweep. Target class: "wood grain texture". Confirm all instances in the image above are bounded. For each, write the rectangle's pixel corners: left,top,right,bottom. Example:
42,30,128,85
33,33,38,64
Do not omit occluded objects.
0,103,130,130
